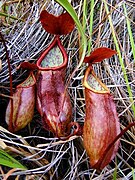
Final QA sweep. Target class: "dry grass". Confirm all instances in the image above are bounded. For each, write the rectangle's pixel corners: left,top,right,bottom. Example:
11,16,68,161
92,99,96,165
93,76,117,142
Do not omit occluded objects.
0,0,135,179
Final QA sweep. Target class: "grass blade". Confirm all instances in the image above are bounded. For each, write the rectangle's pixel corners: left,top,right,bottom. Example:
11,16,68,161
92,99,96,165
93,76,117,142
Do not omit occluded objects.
55,0,87,67
123,3,135,62
132,168,135,180
82,0,87,32
102,0,135,116
0,11,23,21
88,0,94,54
0,149,27,170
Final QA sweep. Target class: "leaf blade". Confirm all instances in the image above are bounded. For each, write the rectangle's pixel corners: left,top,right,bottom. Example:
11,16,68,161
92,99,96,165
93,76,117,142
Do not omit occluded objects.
55,0,87,68
0,149,27,170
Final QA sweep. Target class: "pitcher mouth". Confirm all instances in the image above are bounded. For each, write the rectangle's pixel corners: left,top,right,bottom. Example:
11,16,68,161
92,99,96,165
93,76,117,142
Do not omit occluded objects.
36,36,68,71
17,72,36,88
83,66,110,94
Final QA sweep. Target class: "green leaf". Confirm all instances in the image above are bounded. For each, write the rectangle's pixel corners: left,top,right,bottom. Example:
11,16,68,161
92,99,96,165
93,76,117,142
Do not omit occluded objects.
0,149,27,170
132,168,135,180
103,0,135,116
113,159,118,180
0,11,23,21
88,0,94,54
123,3,135,63
55,0,87,67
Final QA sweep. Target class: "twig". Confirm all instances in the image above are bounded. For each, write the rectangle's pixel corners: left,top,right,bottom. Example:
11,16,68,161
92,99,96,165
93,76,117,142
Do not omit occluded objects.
0,32,13,132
